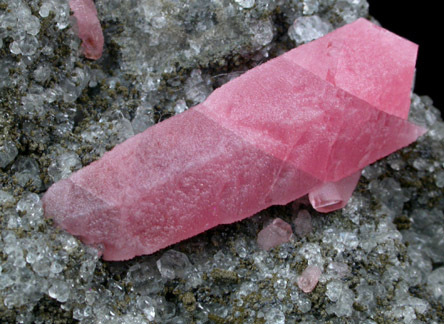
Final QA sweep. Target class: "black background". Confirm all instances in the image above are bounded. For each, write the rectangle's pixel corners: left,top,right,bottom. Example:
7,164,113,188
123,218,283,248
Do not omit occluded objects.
368,1,442,114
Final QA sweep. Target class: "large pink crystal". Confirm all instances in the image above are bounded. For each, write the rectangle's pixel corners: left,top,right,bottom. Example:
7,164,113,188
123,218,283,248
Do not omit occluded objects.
69,0,104,60
42,19,426,261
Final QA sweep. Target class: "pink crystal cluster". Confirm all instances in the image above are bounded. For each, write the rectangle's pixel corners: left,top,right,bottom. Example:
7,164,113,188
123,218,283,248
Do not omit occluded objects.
69,0,104,60
43,19,425,261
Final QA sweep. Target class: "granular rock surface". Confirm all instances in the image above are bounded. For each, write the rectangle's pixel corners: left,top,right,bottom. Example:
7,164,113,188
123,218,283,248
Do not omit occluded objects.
1,0,443,323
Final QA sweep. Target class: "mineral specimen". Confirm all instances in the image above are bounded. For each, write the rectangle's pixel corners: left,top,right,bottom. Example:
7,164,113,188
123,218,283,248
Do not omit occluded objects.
42,18,425,261
69,0,104,60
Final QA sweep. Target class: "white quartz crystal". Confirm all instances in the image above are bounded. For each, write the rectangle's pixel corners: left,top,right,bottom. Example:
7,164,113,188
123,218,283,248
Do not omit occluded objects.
288,15,332,44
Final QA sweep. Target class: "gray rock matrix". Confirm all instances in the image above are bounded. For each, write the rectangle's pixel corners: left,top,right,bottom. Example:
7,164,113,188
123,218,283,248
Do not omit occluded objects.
1,0,443,323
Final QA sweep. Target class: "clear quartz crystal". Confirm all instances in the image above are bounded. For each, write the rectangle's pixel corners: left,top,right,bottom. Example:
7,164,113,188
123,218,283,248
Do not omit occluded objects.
24,15,40,36
47,151,82,182
302,0,319,15
132,104,155,133
326,280,355,316
137,295,156,321
19,34,39,56
0,141,18,168
251,19,274,47
173,100,188,115
435,170,444,188
235,0,255,9
334,0,369,23
13,156,42,188
185,70,212,105
157,250,192,280
0,190,15,204
33,65,51,83
265,308,285,324
288,15,332,44
9,41,22,55
48,281,70,303
39,1,52,18
15,192,44,229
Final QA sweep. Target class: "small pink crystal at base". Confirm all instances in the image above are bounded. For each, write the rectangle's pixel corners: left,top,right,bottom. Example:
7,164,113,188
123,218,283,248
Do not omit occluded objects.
257,218,293,251
42,19,426,261
297,265,322,293
69,0,104,60
293,210,312,238
309,171,362,213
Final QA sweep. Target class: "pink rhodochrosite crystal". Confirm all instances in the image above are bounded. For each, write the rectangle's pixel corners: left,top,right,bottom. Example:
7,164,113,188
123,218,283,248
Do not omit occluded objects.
289,18,420,212
257,218,293,251
293,210,312,238
69,0,104,60
308,171,361,213
42,19,426,261
297,265,322,293
285,18,417,120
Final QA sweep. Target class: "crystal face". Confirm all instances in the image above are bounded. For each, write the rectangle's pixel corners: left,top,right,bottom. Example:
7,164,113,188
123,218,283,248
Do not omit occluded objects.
42,18,425,261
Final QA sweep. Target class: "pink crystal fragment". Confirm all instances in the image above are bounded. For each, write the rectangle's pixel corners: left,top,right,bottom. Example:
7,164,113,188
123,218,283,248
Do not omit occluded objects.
42,19,426,260
293,210,312,238
69,0,104,60
297,265,322,293
257,218,293,251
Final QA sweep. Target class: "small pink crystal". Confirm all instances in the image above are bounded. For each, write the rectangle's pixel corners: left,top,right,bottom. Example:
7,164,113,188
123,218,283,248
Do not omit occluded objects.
43,19,426,260
257,218,293,251
308,171,361,213
297,265,322,293
293,210,312,238
69,0,104,60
